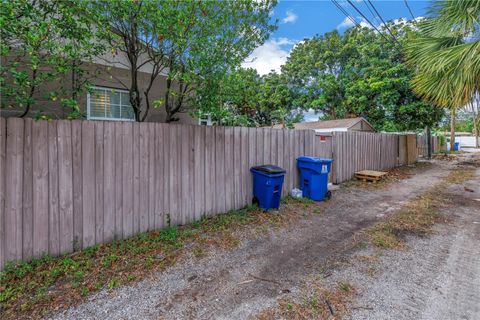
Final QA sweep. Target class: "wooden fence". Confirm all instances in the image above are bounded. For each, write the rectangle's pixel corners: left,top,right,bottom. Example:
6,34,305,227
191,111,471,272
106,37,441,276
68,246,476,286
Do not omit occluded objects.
0,118,409,268
331,132,399,183
417,135,444,157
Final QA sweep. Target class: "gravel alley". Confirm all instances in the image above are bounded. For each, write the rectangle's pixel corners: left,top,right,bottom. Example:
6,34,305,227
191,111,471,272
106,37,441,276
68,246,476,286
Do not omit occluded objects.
50,153,480,320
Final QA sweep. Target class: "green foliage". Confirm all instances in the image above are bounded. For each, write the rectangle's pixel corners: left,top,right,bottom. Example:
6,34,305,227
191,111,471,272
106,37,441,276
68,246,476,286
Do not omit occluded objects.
98,0,277,122
282,23,444,131
0,0,106,118
154,226,179,245
439,118,474,133
406,0,480,108
196,68,302,127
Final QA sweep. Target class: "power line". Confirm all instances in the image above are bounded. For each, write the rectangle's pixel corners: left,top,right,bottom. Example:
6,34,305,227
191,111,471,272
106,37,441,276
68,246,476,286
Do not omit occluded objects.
365,0,401,45
362,0,381,26
331,0,360,28
404,0,415,20
346,0,394,44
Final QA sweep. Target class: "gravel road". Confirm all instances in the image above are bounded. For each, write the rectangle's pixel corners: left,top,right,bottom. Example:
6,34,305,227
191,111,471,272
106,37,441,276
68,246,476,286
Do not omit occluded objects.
343,155,480,320
49,154,479,320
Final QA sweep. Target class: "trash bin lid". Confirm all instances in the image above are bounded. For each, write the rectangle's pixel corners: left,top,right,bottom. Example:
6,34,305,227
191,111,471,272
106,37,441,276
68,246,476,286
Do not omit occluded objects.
251,165,286,174
297,156,333,163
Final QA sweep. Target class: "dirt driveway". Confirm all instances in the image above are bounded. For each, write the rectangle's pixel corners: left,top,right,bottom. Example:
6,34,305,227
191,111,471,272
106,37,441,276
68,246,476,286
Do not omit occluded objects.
50,153,480,320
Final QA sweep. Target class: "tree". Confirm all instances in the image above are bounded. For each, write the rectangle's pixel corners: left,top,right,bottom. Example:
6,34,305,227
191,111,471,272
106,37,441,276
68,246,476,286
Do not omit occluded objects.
98,0,276,122
195,68,301,127
282,31,346,119
282,23,443,131
0,0,106,119
193,68,260,126
467,94,480,148
405,0,480,150
258,71,302,127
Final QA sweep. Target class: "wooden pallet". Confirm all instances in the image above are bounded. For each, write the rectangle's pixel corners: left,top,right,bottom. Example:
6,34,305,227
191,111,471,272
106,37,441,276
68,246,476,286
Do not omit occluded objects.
355,170,387,183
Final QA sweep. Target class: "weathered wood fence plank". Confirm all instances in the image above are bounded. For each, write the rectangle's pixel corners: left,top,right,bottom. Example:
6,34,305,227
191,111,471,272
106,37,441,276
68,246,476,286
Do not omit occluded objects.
57,120,74,254
72,120,83,248
113,123,123,239
204,125,215,217
215,126,226,214
32,120,49,258
81,121,96,248
94,121,104,245
194,125,205,221
224,127,234,212
22,119,33,259
5,118,24,261
0,118,5,268
103,122,116,243
154,124,165,229
48,121,60,256
122,122,134,238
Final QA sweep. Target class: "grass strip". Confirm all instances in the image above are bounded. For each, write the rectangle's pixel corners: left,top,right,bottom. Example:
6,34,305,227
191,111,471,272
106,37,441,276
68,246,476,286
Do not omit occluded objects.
367,168,475,249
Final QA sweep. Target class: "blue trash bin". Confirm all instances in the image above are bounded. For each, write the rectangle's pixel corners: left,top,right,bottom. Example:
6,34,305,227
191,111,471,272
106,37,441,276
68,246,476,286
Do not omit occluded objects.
297,156,333,201
454,142,460,151
250,165,286,210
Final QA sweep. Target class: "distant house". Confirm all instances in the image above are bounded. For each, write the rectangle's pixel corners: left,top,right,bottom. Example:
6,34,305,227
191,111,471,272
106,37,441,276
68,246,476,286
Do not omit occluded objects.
272,117,376,133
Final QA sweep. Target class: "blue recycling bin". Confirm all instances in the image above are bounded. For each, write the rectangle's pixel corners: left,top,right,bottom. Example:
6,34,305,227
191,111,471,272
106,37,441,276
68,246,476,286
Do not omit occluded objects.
454,142,460,151
250,165,286,210
297,156,333,201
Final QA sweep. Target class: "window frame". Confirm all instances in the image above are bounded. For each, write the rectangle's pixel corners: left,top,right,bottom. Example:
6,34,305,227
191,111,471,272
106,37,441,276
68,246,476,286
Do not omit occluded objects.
198,113,213,126
87,86,135,122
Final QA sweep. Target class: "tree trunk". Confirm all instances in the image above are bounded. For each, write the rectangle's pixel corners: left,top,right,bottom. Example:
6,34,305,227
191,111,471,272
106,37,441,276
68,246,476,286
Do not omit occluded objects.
450,107,456,152
19,69,38,118
474,114,479,148
165,111,173,123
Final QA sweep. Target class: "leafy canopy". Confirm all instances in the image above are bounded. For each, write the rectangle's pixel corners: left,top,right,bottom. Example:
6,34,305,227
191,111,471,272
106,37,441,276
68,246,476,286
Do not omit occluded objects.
195,68,302,127
0,0,106,119
282,23,444,131
97,0,277,122
406,0,480,108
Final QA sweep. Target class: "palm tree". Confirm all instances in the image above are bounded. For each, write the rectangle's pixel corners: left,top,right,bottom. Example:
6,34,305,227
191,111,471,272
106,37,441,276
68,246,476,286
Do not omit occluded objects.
406,0,480,151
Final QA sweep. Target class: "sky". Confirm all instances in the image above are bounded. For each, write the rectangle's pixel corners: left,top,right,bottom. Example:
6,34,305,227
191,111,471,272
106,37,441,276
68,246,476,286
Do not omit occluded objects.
242,0,431,75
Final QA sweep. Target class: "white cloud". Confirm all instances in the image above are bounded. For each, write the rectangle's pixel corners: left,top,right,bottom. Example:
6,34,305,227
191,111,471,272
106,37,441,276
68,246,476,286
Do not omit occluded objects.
336,16,376,30
302,109,322,122
242,38,297,75
342,15,425,31
337,17,355,29
358,18,372,29
282,10,298,24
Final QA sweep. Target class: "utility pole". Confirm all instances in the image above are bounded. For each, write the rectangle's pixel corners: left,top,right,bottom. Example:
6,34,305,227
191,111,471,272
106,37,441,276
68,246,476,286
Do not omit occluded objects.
426,126,432,159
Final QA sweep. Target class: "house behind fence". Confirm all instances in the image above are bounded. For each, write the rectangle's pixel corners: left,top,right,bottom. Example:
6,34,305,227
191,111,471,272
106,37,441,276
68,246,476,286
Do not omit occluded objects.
0,118,417,269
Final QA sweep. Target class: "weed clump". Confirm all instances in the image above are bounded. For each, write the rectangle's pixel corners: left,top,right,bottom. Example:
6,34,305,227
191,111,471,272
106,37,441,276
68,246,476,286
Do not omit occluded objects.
256,279,355,320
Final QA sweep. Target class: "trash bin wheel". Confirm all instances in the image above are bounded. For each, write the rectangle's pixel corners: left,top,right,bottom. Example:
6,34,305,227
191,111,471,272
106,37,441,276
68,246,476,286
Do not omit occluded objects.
252,196,259,206
325,190,332,200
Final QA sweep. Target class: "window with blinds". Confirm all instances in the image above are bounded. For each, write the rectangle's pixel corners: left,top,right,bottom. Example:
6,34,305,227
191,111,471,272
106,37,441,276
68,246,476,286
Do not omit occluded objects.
87,87,135,121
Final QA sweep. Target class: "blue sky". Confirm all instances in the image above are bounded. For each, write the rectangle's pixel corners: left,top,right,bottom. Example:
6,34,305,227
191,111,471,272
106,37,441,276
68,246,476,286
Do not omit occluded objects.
243,0,430,75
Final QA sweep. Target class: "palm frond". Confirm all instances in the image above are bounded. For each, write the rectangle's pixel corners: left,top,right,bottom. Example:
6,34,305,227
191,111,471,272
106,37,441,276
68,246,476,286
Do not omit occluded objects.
405,0,480,108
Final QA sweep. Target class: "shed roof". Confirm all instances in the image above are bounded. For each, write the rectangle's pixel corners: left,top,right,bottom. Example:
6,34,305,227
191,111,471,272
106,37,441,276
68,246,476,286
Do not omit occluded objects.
272,117,375,131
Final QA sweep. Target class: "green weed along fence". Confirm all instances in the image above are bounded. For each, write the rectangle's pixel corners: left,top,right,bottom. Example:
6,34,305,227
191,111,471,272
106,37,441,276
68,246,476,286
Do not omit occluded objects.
0,118,408,269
